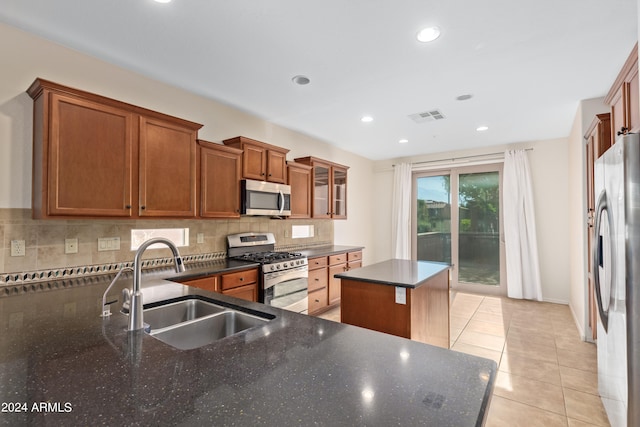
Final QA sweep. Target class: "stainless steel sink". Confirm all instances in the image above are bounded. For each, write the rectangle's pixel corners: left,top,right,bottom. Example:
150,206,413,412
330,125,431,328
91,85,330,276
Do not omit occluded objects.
143,297,272,350
144,299,227,331
149,311,269,350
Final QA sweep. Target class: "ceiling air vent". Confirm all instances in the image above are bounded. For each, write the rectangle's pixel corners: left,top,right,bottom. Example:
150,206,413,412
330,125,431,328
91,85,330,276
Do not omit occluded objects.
408,109,445,123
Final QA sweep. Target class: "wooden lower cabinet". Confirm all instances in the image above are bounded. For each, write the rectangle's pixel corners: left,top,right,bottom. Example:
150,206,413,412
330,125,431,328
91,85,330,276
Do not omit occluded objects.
308,250,362,315
177,267,258,302
341,267,450,349
220,268,258,302
308,264,329,313
177,275,219,292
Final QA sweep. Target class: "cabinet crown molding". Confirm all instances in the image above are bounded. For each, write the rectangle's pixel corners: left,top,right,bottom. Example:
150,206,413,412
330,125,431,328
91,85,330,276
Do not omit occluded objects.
27,78,203,131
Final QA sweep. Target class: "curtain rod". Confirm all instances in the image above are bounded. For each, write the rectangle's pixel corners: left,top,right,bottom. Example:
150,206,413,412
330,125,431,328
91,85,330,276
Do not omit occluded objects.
393,147,533,167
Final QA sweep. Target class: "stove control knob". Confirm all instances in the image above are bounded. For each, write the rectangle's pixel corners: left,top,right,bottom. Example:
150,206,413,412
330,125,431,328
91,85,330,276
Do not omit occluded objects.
270,265,275,271
277,264,281,269
284,263,288,268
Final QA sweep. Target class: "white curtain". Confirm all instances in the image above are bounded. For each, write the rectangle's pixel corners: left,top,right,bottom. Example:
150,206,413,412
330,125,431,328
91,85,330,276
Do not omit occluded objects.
503,150,543,300
391,163,412,259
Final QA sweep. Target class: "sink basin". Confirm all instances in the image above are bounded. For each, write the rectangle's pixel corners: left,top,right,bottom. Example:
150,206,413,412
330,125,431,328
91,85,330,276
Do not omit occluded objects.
142,296,274,350
149,311,269,350
143,299,226,331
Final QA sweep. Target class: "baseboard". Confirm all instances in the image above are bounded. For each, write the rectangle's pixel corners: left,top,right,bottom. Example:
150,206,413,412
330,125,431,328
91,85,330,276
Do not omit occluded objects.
568,302,586,341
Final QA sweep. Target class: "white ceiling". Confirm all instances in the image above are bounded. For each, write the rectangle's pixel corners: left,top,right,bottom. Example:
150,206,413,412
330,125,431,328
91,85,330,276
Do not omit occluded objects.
1,0,637,160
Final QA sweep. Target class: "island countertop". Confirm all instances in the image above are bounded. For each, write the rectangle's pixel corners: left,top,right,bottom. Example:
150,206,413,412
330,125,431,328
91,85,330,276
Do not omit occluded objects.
0,266,494,426
334,258,450,288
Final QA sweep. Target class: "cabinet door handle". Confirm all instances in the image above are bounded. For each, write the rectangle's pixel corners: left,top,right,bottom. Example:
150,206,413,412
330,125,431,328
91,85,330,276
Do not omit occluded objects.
240,277,244,281
125,205,131,209
140,206,146,210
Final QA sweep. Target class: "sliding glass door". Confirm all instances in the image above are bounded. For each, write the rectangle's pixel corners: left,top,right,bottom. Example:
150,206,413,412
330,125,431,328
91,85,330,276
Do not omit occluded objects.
413,164,505,295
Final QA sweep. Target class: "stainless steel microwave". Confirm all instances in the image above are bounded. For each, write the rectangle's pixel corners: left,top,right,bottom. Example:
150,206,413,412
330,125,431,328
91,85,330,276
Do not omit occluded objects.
241,179,291,216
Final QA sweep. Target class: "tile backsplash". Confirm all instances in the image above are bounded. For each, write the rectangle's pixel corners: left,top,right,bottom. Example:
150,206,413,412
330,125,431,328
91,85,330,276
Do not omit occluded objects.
0,208,333,278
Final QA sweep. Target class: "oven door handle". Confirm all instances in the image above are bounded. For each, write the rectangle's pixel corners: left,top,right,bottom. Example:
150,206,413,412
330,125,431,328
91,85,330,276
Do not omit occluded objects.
264,267,308,290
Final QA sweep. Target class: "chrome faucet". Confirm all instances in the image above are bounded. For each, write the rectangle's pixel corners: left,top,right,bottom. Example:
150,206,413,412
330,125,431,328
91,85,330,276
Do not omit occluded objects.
127,237,186,331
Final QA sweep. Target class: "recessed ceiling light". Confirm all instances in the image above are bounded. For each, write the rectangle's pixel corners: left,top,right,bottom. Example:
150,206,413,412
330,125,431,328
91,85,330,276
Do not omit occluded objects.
292,75,310,85
456,94,473,101
361,116,374,123
476,126,489,132
399,139,409,144
154,0,172,3
416,26,441,43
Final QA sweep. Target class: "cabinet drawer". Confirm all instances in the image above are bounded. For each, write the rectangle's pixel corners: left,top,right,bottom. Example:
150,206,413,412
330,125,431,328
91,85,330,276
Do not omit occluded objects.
221,268,258,290
347,260,362,270
329,253,347,265
308,268,328,292
347,251,362,262
222,283,257,302
308,256,328,270
178,275,219,292
308,287,328,314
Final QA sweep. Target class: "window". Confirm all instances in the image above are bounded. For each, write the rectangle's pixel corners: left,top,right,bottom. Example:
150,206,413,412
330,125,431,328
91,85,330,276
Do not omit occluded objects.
130,228,189,251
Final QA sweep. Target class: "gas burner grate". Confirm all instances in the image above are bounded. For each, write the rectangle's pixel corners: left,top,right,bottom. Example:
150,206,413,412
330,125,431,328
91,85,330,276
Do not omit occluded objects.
232,251,304,264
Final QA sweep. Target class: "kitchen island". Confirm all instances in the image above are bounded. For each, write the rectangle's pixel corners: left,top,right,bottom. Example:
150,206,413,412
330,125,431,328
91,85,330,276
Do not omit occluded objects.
0,262,494,426
335,259,451,348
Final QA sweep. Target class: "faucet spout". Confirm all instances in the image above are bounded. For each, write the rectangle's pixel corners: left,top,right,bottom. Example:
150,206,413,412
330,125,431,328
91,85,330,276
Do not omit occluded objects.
128,237,185,331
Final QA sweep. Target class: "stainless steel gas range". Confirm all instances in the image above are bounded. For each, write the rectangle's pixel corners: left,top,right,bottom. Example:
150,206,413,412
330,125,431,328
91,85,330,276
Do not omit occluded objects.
227,232,308,314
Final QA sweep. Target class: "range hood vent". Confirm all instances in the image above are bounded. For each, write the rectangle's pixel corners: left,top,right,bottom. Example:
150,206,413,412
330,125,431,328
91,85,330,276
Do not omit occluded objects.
408,109,445,123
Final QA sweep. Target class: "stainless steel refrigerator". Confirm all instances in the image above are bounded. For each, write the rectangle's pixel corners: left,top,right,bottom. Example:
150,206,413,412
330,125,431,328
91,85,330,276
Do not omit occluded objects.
593,132,640,427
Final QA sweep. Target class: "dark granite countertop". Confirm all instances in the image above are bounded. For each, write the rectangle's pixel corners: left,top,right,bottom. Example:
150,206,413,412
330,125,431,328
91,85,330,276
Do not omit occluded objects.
334,259,451,288
0,261,494,426
298,245,364,258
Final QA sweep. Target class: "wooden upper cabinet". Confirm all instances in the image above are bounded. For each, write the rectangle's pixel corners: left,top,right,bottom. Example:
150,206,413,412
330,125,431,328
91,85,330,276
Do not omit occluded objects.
605,43,639,141
41,92,135,217
294,156,349,219
138,116,198,217
198,140,242,218
286,161,312,219
27,78,202,219
585,113,612,161
222,136,289,183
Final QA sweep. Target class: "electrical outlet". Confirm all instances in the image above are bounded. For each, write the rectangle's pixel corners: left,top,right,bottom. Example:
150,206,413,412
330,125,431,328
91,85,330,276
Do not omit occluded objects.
197,233,204,244
65,238,78,254
10,240,25,257
284,229,289,238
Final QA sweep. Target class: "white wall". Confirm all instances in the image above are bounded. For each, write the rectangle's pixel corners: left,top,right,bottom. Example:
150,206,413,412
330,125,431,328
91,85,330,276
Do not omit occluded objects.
373,138,572,304
0,22,376,262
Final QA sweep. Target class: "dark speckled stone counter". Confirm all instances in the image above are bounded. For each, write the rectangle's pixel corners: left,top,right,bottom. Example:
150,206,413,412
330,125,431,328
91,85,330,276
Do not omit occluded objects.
334,259,450,288
0,263,495,426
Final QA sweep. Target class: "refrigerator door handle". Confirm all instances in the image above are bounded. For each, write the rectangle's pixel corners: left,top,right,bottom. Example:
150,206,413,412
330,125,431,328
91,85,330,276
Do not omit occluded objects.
593,190,610,332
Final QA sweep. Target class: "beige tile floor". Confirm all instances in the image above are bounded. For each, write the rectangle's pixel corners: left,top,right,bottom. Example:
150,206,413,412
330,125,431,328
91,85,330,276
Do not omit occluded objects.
318,292,610,426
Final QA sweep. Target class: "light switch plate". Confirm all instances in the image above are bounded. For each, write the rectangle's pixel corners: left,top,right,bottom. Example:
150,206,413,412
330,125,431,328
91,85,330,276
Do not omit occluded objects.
197,233,204,244
98,237,120,252
65,238,78,254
